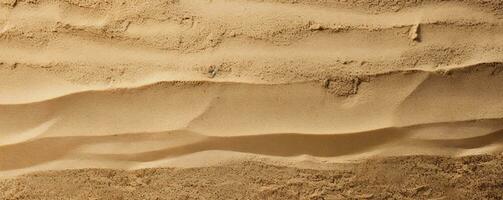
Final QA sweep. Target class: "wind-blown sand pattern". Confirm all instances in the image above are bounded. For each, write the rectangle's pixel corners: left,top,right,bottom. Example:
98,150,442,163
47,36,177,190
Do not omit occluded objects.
1,0,503,199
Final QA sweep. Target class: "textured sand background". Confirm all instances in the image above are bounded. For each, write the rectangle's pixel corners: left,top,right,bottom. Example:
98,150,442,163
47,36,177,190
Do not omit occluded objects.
1,0,503,199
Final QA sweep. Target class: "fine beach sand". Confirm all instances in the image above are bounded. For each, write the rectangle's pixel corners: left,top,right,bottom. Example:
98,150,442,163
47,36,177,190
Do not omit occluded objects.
1,0,503,199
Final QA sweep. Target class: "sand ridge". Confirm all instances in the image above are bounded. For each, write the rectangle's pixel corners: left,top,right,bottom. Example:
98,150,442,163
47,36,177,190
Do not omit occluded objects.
1,0,503,194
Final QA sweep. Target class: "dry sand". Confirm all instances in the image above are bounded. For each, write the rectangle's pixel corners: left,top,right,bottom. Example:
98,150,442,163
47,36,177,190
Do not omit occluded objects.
2,155,503,200
1,0,503,199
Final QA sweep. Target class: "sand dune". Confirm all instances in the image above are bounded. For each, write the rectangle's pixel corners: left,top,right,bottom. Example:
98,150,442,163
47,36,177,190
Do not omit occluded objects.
1,64,502,176
1,0,503,198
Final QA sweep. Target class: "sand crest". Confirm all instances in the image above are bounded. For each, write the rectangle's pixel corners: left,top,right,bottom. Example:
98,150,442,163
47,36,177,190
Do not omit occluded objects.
1,0,503,198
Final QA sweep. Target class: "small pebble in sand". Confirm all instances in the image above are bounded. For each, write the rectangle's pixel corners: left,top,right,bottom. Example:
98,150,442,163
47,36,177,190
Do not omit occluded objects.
2,0,17,7
309,23,323,31
208,65,218,78
409,24,420,42
323,79,331,88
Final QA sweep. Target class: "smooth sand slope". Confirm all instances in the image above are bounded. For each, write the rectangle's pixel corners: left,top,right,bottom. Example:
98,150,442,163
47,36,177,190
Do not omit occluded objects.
1,0,503,198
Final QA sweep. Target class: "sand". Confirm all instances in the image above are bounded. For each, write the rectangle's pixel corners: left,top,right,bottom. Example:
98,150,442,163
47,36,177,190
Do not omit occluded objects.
2,155,503,200
1,0,503,199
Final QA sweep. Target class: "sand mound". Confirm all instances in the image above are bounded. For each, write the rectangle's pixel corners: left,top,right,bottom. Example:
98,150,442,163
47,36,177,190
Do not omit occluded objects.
2,155,503,199
1,1,503,197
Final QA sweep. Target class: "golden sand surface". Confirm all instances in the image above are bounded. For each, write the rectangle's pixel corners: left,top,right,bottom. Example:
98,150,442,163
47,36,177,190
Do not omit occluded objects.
1,0,503,199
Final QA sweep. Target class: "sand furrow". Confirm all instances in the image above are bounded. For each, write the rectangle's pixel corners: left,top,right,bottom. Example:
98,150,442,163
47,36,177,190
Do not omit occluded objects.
2,28,502,64
2,0,499,29
1,119,503,173
0,61,500,104
1,0,502,52
0,37,502,96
